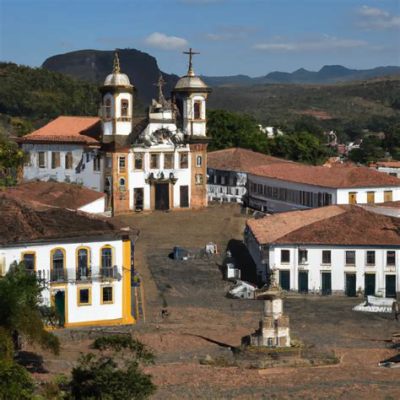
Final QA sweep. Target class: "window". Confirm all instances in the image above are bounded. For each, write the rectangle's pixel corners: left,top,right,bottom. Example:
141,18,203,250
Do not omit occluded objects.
366,251,375,265
164,153,174,169
101,286,113,304
119,156,126,173
86,153,90,163
78,288,91,306
101,247,113,278
299,249,308,264
38,152,46,168
348,192,357,205
51,152,60,169
384,191,393,202
387,251,396,266
51,248,65,281
134,188,144,210
150,153,159,169
193,101,201,119
121,100,129,117
196,155,202,167
134,153,143,170
345,251,356,265
77,248,89,280
322,250,331,265
106,156,112,169
119,178,126,190
93,155,101,171
65,152,73,169
389,172,397,177
195,174,203,185
281,250,290,263
179,153,188,169
105,98,111,119
367,191,375,204
22,252,35,273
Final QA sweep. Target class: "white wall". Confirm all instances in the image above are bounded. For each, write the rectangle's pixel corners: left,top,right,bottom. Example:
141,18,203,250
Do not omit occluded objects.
268,244,399,295
336,187,400,204
0,239,125,324
78,196,106,214
23,143,104,192
376,166,400,179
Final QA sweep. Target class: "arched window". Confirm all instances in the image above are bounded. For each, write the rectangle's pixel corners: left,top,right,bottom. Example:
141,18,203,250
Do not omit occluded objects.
105,98,112,119
119,177,126,190
77,248,89,280
196,155,202,167
121,99,129,117
194,101,201,119
52,249,65,281
101,246,113,278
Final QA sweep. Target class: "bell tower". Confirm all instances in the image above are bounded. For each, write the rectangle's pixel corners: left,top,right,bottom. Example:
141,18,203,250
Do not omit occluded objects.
100,51,134,141
173,48,211,138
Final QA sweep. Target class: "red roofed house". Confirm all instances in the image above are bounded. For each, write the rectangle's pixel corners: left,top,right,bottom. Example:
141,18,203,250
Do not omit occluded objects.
21,51,211,214
371,161,400,179
245,205,400,297
247,162,400,213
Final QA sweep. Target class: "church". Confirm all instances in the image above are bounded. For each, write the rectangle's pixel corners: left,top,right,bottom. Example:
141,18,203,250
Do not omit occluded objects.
21,50,211,214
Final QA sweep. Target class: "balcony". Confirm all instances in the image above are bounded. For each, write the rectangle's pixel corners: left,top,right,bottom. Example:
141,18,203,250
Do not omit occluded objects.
50,268,66,283
76,267,91,282
46,266,120,283
100,266,120,280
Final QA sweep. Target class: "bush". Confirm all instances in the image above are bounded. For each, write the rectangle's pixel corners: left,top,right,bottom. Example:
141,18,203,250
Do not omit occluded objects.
0,359,35,400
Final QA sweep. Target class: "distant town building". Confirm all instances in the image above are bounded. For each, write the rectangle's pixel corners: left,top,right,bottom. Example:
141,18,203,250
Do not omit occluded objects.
0,195,136,328
371,161,400,179
245,205,400,298
258,125,284,138
207,147,292,204
247,163,400,213
5,181,106,214
20,50,211,214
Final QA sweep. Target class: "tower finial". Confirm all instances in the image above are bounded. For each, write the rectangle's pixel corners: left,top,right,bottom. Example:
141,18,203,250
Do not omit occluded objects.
183,48,200,77
154,74,166,105
113,50,120,73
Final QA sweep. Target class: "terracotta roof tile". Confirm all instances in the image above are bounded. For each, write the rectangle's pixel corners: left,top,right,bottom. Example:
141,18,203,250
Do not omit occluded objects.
0,195,123,246
5,181,104,210
374,161,400,168
207,148,292,173
248,163,400,188
247,205,400,246
20,116,101,146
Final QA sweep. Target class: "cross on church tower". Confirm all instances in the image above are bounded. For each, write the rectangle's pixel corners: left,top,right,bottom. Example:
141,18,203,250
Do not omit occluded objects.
183,48,200,77
113,50,120,73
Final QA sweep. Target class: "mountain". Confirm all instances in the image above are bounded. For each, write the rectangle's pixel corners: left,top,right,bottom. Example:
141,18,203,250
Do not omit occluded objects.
201,65,400,86
42,49,179,103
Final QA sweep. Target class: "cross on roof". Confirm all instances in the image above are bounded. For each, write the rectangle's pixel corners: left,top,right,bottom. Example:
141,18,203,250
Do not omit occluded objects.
183,48,200,76
154,74,166,105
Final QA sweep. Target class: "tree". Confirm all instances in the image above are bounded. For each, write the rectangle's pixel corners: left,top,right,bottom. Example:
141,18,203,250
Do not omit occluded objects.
0,262,60,354
0,136,24,187
348,135,385,164
69,335,156,400
207,109,269,153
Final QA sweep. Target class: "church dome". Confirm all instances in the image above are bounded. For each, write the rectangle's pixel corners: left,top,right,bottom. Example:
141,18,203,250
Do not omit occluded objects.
103,72,132,87
174,75,209,91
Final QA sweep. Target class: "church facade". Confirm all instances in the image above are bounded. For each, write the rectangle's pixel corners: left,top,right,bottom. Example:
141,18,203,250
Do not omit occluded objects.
21,50,211,214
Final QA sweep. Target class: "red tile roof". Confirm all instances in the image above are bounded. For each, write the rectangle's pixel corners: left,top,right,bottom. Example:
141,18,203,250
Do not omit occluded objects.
374,161,400,168
0,195,124,246
5,181,104,210
247,205,400,246
20,116,101,146
248,163,400,188
207,147,292,173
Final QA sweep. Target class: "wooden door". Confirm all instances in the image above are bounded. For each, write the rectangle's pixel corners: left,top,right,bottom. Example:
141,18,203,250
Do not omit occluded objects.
348,192,357,204
321,272,332,295
367,191,375,204
279,270,290,291
345,273,356,297
298,271,308,293
155,183,169,210
180,185,189,208
384,191,393,202
386,275,396,298
364,274,375,296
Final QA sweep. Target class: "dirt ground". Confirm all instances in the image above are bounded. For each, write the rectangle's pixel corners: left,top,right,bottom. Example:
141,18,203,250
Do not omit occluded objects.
37,204,400,399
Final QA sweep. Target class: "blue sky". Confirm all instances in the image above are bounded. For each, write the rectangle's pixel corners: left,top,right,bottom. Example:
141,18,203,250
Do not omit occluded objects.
0,0,399,76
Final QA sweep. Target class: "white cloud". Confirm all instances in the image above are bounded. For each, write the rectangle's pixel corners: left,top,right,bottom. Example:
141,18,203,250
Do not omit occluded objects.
357,5,400,29
205,25,256,41
144,32,188,50
253,36,368,52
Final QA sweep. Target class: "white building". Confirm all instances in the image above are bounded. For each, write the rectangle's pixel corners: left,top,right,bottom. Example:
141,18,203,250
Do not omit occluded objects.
0,195,135,328
245,205,400,298
207,148,292,204
247,163,400,213
20,50,211,214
